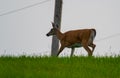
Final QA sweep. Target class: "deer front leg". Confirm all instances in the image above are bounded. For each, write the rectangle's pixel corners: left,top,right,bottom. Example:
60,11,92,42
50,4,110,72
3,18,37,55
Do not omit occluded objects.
57,45,65,56
70,48,75,57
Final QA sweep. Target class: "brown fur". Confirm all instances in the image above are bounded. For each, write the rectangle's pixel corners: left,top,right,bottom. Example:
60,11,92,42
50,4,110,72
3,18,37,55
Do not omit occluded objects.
46,22,96,56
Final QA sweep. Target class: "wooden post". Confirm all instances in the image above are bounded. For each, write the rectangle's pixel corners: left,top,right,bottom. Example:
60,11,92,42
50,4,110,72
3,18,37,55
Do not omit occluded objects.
51,0,63,56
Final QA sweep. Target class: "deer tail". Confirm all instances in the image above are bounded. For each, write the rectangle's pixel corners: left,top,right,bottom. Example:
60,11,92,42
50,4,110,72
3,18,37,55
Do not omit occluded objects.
91,29,96,37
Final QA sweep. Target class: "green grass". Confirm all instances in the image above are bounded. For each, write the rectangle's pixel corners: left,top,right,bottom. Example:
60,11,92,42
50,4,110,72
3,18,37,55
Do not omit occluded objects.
0,56,120,78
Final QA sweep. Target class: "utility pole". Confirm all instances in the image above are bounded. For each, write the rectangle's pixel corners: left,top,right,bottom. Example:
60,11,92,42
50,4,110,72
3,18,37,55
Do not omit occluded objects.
51,0,63,56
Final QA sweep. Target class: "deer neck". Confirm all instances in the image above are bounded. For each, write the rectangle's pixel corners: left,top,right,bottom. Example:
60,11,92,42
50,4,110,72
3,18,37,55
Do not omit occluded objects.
56,29,63,40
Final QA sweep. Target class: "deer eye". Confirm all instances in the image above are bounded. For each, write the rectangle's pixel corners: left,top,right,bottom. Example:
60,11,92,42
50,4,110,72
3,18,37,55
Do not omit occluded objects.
51,29,54,32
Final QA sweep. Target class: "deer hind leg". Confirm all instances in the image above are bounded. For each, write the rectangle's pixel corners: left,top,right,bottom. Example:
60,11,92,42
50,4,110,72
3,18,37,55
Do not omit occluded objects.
82,41,93,56
89,43,96,53
70,48,75,57
83,45,92,56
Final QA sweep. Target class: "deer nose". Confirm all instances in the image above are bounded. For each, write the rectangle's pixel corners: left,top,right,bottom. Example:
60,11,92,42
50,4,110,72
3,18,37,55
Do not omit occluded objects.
46,33,49,36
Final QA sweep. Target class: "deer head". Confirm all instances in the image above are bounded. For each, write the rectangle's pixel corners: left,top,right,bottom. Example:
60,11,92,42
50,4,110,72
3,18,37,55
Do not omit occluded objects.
46,22,58,36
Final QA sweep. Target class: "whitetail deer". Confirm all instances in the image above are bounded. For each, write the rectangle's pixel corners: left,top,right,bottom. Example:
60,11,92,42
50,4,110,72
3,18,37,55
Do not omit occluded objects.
46,22,96,57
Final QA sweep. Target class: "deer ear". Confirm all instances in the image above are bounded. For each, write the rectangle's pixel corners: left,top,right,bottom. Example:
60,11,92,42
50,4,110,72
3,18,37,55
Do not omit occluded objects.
56,24,59,28
51,22,55,28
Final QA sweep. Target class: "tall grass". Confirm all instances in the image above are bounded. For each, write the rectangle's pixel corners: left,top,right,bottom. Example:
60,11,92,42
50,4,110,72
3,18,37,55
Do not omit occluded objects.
0,56,120,78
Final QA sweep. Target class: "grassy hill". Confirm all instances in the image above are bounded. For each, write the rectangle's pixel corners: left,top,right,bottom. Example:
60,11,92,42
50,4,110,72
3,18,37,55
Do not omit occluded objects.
0,56,120,78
